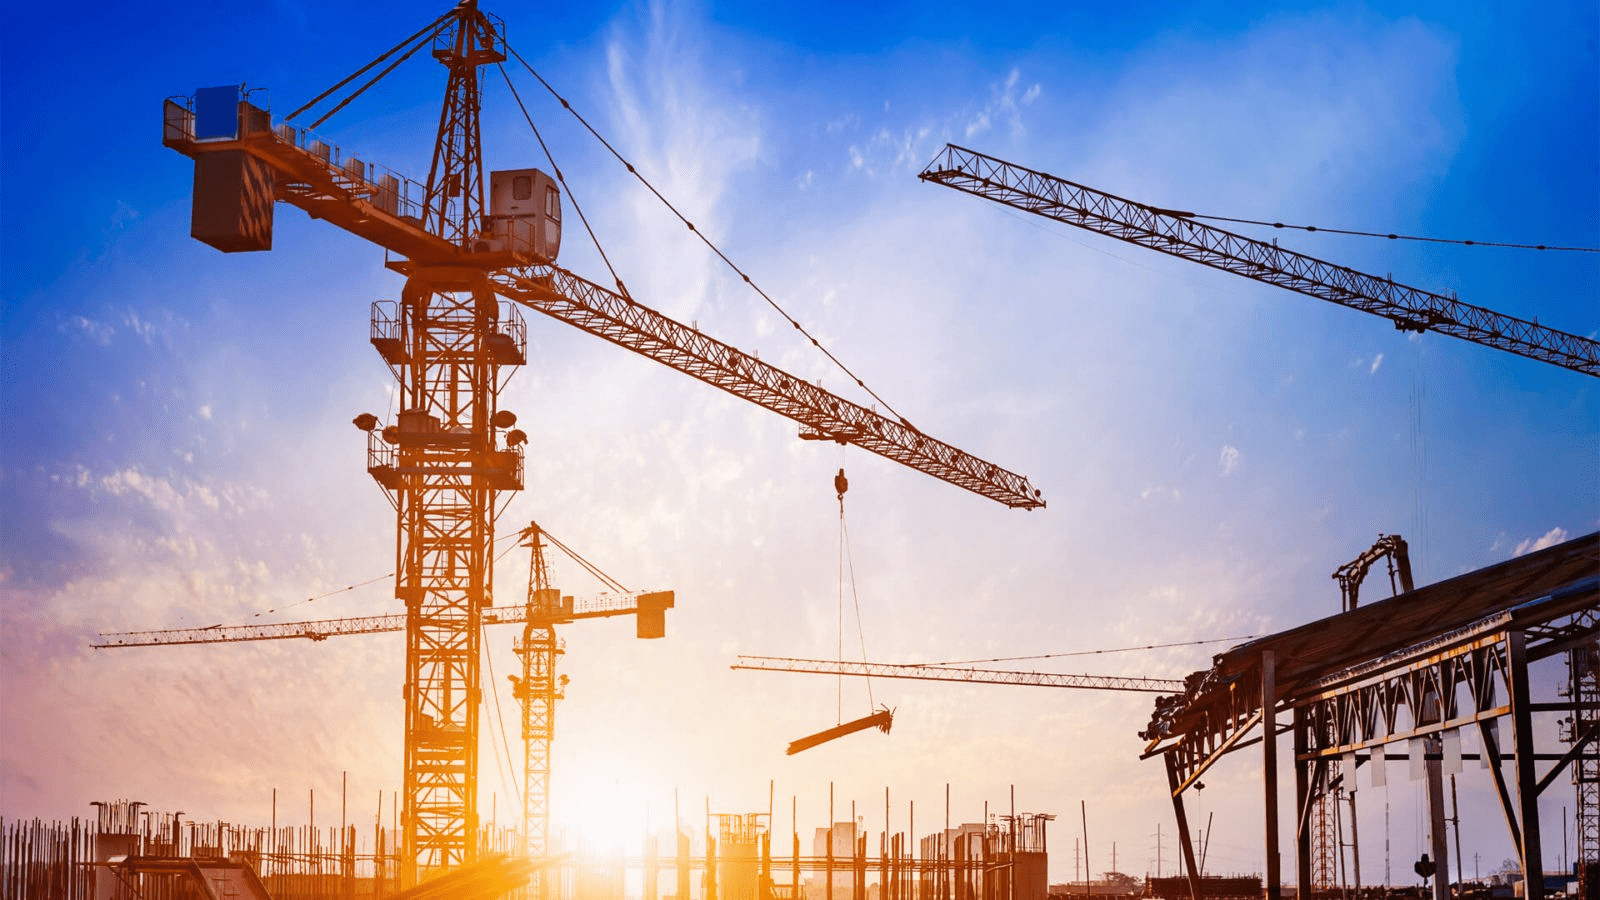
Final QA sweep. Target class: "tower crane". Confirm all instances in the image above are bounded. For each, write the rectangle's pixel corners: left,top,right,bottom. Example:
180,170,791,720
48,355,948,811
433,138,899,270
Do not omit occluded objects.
919,144,1600,377
159,5,1040,883
732,655,1185,693
733,656,1184,754
95,520,671,890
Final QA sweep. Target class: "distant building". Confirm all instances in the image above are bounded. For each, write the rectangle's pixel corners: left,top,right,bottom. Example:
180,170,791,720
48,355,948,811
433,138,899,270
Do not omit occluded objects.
809,822,863,900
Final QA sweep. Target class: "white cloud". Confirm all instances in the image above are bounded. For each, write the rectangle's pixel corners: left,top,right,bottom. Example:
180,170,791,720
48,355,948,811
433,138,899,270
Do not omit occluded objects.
123,309,155,342
1139,485,1181,502
1370,353,1384,375
965,67,1042,140
1219,444,1241,476
66,315,114,345
1512,527,1568,557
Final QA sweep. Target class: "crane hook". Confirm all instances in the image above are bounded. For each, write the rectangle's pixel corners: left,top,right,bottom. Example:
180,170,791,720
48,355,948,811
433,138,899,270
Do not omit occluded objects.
834,468,848,500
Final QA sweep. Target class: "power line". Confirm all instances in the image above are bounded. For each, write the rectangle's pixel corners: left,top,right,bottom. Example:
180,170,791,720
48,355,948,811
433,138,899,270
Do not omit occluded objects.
503,42,919,430
1174,210,1598,254
926,634,1258,667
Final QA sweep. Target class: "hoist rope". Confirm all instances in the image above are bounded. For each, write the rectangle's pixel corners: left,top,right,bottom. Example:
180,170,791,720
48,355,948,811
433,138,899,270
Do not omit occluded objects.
305,31,444,132
925,635,1262,667
285,12,454,125
482,634,523,807
501,42,917,430
1176,211,1598,254
230,528,531,623
539,527,631,595
836,466,874,720
495,63,634,303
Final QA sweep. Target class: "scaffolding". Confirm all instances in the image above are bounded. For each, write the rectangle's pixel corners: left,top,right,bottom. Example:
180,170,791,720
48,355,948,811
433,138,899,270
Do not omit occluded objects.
1,796,1051,900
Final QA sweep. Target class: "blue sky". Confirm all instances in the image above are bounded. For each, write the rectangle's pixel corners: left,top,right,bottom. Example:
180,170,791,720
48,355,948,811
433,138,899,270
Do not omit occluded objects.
2,0,1596,885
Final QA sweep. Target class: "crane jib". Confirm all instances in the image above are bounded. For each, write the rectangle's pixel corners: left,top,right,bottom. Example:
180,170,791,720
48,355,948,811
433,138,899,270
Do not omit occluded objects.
921,144,1599,378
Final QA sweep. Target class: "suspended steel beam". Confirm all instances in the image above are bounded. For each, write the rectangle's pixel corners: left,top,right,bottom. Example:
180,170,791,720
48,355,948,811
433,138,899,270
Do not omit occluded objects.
920,144,1600,378
787,707,894,755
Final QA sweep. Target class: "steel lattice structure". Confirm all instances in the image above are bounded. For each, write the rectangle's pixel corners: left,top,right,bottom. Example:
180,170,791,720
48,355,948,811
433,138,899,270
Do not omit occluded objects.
1309,763,1339,892
920,144,1600,378
492,266,1045,509
515,524,560,898
733,656,1185,694
383,270,508,878
1140,533,1600,900
421,10,500,246
160,5,1041,884
1570,639,1600,887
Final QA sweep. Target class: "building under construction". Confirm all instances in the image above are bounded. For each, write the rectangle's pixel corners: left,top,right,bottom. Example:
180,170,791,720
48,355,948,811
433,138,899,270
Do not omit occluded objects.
0,796,1051,900
1141,531,1599,900
27,5,1594,900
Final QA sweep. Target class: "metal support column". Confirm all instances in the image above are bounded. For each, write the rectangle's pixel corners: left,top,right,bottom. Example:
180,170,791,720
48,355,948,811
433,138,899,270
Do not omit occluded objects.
1426,737,1451,900
1167,756,1203,900
1294,709,1313,900
1509,630,1546,900
1264,651,1282,900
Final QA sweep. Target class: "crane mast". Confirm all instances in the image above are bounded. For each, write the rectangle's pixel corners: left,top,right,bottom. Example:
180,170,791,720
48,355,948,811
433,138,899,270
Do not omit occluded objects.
371,5,514,880
516,523,561,892
95,528,673,899
920,144,1600,378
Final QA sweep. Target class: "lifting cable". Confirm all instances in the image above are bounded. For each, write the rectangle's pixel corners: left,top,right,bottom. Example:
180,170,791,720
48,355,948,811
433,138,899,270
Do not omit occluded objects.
232,527,534,623
1167,209,1599,254
834,466,875,722
500,41,918,431
539,527,631,595
924,634,1262,667
495,63,634,307
481,634,524,808
284,11,455,127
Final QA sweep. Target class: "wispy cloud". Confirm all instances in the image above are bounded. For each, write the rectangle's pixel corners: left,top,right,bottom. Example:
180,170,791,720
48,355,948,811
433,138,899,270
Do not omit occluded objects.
964,67,1042,139
1513,527,1568,556
65,315,114,345
1219,444,1241,476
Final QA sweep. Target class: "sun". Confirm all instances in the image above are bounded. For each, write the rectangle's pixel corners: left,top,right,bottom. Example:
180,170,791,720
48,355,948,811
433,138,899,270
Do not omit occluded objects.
550,771,662,858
